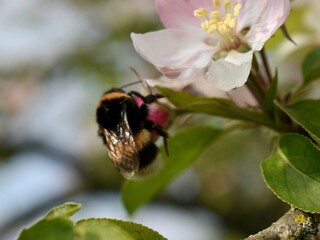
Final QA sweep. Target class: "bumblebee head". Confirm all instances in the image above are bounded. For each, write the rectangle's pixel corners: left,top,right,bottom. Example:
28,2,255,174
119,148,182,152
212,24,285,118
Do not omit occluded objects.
96,89,129,130
96,101,123,130
103,88,126,95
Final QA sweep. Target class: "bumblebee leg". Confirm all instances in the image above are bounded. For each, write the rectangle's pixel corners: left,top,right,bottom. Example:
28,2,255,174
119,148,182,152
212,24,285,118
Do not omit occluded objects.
97,128,107,145
145,121,169,156
148,123,169,138
136,101,150,120
153,124,169,157
128,91,163,104
162,137,169,157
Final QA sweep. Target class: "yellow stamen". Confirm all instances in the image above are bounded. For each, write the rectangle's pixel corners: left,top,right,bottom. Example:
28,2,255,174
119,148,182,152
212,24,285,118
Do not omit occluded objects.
224,0,231,11
194,1,242,47
201,21,210,30
233,3,242,16
194,8,209,18
218,23,229,34
208,24,218,34
214,0,221,7
226,18,236,28
209,19,218,25
211,10,220,20
224,13,233,21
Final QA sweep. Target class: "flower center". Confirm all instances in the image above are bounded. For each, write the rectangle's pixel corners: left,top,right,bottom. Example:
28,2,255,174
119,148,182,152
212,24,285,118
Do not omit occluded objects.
194,0,242,50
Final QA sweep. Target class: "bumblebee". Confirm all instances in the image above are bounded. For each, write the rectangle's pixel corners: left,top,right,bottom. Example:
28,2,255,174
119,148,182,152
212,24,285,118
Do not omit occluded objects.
96,88,169,179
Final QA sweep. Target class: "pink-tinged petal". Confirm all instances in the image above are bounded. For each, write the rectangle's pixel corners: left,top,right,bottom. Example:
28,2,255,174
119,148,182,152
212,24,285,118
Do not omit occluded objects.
156,0,213,30
131,29,215,77
237,0,290,50
207,50,253,91
190,78,228,98
146,68,206,90
229,86,258,107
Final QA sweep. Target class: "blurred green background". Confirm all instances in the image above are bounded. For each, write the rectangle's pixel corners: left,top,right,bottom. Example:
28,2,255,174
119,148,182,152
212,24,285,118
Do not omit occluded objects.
0,0,319,239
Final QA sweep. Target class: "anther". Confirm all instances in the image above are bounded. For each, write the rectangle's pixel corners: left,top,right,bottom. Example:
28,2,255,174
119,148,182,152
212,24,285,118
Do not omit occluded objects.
224,0,231,11
201,21,210,30
233,3,242,16
211,10,220,20
218,23,229,34
194,1,242,48
208,24,218,34
214,0,221,7
226,18,236,28
194,8,209,18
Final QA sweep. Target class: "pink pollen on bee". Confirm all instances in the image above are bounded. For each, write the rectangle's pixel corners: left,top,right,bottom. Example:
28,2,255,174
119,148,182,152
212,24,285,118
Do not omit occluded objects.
134,97,170,141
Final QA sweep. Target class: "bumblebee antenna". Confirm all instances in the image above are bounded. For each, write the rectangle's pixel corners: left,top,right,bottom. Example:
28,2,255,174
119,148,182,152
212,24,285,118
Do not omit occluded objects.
129,67,153,94
120,68,154,93
120,80,144,89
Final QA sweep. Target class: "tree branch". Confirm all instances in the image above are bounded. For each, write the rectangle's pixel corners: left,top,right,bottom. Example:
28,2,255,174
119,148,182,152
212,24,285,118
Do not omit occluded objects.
244,208,319,240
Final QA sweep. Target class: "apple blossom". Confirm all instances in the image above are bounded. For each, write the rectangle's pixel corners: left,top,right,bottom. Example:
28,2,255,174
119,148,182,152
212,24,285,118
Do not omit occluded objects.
131,0,290,91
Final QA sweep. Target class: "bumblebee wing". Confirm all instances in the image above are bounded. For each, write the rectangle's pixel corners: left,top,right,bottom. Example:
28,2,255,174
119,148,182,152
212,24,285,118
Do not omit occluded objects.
102,110,139,178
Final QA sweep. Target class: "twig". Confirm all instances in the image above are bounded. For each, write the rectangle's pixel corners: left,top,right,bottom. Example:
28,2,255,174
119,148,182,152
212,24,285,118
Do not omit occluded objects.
244,208,319,240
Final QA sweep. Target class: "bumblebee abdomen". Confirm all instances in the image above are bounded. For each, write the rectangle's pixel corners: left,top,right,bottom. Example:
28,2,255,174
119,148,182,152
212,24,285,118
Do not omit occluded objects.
134,129,152,150
138,142,158,169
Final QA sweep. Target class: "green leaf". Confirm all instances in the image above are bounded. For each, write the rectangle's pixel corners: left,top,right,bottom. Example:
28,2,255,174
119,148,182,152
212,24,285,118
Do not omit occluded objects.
261,134,320,212
18,203,80,240
276,100,320,144
157,87,277,130
18,202,167,240
76,219,167,240
302,48,320,85
122,126,221,214
46,202,81,220
263,70,278,117
18,219,75,240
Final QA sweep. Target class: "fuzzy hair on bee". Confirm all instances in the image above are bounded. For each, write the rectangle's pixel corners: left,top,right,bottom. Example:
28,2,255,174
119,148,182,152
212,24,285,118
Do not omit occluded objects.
96,88,169,179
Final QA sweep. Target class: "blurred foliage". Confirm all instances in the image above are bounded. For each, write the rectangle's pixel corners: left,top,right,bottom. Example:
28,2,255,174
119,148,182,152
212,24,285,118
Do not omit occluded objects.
122,126,222,214
18,203,166,240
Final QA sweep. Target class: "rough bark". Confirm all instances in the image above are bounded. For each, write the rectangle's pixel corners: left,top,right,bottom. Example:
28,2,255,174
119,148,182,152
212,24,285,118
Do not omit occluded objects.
244,208,319,240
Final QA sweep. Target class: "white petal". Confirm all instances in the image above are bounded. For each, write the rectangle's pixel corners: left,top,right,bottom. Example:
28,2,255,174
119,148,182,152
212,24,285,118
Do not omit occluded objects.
131,29,215,77
207,50,253,91
237,0,290,50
